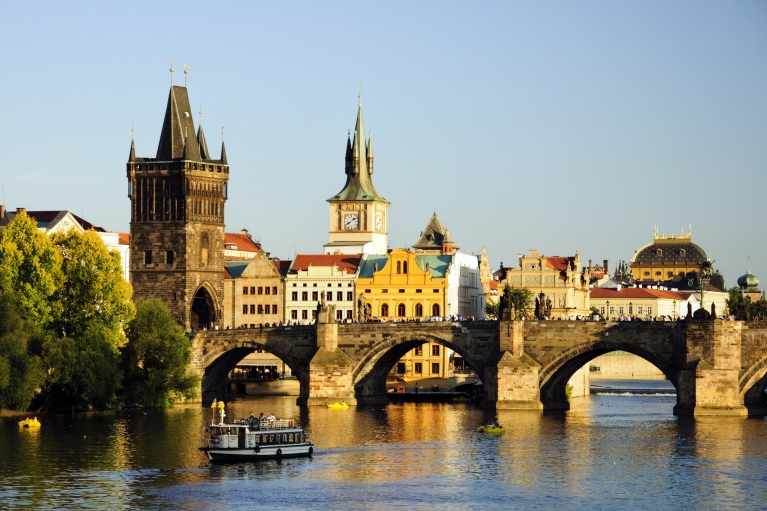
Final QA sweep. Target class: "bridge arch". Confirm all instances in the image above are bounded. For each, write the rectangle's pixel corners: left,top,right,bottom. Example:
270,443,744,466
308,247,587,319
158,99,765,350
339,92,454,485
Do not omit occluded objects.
538,339,677,409
351,332,487,404
200,336,304,402
190,282,221,330
740,354,767,414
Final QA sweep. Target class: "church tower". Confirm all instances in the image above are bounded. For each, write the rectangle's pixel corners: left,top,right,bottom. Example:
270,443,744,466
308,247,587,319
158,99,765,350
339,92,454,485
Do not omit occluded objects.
324,97,389,254
127,78,229,331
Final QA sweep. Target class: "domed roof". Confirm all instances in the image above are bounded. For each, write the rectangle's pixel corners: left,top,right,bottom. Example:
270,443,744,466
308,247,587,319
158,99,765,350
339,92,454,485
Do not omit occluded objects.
737,270,759,291
631,241,707,266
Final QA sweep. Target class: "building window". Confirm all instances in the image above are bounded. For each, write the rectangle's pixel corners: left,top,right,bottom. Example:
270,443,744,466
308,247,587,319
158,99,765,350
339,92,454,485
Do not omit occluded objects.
396,363,405,374
657,249,662,256
414,346,423,356
291,310,297,320
336,291,343,301
628,305,633,314
382,289,388,293
433,289,439,293
414,362,422,374
346,310,353,319
432,304,440,316
397,304,406,316
250,287,255,294
257,305,264,314
431,363,440,375
599,306,605,314
397,261,401,274
311,291,318,301
667,271,673,278
347,292,353,301
302,292,308,301
265,287,270,295
243,287,248,295
403,262,408,274
327,283,332,287
432,345,440,356
301,310,308,320
381,304,389,317
399,289,405,293
242,305,248,314
273,287,278,295
165,251,174,264
311,310,317,320
415,304,423,316
609,307,615,315
655,271,661,277
336,310,343,320
292,283,297,287
258,287,263,295
644,271,650,277
618,307,624,315
416,289,422,293
338,283,342,287
680,249,686,257
144,251,152,264
291,292,298,301
365,289,371,293
648,307,652,315
272,305,278,315
637,306,643,314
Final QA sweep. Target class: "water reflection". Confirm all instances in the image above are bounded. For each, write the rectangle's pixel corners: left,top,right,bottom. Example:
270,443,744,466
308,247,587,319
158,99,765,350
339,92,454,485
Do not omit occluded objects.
1,391,766,510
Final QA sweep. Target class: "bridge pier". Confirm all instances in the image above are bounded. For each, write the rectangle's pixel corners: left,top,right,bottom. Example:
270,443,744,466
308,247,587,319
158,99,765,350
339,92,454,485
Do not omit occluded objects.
674,321,748,416
299,308,358,406
481,351,544,410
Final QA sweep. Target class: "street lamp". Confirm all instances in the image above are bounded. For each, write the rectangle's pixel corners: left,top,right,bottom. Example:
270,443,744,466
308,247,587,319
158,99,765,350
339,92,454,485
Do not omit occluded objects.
629,301,633,318
606,300,610,321
673,300,677,321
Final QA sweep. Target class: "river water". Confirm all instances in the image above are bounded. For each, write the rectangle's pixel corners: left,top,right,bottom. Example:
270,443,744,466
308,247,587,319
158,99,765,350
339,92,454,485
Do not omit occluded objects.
2,381,766,510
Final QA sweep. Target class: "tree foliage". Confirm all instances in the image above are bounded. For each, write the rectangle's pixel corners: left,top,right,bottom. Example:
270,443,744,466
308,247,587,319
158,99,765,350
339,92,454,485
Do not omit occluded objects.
725,288,767,320
51,229,135,344
485,299,500,319
0,285,45,412
0,212,62,326
121,299,200,408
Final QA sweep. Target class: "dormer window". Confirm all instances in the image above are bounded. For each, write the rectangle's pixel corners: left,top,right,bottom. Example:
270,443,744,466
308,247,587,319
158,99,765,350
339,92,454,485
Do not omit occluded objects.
656,249,662,256
680,249,686,257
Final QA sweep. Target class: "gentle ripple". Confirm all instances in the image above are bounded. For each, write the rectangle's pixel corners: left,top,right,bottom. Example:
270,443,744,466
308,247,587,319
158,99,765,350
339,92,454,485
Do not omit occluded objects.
1,385,766,510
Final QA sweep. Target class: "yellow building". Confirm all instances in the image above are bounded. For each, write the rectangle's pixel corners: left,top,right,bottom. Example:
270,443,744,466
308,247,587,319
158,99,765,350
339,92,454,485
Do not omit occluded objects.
356,248,449,320
501,249,591,319
630,227,710,282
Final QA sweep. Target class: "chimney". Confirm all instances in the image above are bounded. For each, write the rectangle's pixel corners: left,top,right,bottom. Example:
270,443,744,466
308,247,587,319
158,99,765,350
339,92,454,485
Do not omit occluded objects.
0,205,5,218
603,259,608,274
16,207,27,216
240,228,252,239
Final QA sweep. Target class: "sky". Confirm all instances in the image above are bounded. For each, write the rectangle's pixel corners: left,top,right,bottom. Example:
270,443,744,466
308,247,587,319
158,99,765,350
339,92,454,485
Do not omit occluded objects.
1,1,765,287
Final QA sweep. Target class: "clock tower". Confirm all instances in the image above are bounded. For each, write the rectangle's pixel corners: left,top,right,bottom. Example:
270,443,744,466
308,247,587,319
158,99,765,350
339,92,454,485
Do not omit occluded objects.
324,98,389,255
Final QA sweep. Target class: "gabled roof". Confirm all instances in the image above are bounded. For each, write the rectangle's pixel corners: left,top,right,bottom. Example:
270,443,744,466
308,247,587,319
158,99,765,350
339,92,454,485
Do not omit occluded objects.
224,233,261,253
412,212,460,251
590,288,691,300
358,255,390,278
289,254,362,275
224,260,251,279
415,254,452,278
1,210,106,232
118,232,130,245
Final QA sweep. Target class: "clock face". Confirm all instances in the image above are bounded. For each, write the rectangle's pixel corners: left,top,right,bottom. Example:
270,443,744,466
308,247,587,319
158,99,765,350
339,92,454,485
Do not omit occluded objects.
344,213,359,230
375,213,382,230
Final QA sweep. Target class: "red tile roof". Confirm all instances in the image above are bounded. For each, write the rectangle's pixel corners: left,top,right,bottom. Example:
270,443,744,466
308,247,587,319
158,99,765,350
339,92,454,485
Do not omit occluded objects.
545,256,572,272
224,233,261,252
290,254,362,274
118,232,130,245
489,280,499,290
590,288,689,300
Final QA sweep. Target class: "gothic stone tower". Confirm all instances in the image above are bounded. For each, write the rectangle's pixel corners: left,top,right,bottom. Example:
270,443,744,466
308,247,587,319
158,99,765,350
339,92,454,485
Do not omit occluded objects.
127,84,229,331
324,98,389,255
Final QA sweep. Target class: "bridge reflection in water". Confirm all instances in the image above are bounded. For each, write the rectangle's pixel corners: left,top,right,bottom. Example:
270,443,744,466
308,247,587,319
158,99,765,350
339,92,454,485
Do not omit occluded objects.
192,319,767,417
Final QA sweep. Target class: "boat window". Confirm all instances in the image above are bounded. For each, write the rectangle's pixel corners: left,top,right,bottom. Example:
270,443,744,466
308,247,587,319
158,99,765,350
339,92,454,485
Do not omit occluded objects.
288,433,294,443
270,434,276,444
258,435,264,444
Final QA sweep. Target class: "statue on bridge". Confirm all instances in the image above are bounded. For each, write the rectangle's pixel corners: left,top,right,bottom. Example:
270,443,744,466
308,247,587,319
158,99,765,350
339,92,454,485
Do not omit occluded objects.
535,292,551,318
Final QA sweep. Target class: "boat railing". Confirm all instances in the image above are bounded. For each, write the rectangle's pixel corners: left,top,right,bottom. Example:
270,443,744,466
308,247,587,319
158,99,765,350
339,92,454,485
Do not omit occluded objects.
257,418,298,430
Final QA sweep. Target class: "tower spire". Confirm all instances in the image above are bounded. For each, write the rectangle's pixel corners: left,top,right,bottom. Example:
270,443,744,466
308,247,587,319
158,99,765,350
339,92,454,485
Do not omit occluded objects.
220,126,227,164
197,105,209,160
129,125,136,162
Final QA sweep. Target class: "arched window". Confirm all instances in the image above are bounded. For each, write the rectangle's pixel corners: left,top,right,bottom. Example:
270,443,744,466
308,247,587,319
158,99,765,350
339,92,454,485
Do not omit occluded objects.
432,304,440,317
403,261,408,274
415,303,423,317
396,261,401,274
397,303,406,317
381,304,389,317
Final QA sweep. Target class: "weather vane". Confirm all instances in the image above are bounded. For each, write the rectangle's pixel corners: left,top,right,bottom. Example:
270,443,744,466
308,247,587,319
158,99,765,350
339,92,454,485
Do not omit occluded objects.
184,64,188,87
170,60,174,85
356,83,362,105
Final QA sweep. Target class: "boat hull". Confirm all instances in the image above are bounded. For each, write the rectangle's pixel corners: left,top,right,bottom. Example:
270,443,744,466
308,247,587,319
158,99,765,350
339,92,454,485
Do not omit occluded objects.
202,443,314,462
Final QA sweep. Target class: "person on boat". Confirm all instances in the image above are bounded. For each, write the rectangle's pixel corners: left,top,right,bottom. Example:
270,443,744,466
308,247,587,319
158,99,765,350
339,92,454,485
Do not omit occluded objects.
268,413,275,424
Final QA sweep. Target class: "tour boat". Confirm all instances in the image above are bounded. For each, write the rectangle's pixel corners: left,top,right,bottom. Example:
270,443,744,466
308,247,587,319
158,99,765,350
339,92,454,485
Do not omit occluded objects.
199,404,313,461
326,402,349,409
476,424,504,434
18,418,41,428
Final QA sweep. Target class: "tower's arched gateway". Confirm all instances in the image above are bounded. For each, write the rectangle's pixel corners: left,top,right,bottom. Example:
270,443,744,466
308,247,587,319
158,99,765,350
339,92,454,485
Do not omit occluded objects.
127,81,229,332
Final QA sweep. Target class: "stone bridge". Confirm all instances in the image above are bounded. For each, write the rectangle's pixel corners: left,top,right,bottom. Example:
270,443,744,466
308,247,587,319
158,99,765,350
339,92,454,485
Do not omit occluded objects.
191,319,767,416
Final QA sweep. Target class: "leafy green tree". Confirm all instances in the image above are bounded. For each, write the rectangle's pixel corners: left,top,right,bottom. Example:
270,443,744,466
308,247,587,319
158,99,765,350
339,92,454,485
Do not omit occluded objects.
485,299,500,319
507,285,534,318
121,299,200,408
750,297,767,320
50,229,134,344
0,211,62,326
0,286,45,412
